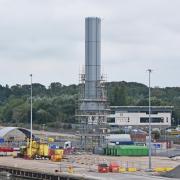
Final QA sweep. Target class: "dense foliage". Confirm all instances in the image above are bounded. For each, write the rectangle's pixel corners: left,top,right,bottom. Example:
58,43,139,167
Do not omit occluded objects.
0,81,179,128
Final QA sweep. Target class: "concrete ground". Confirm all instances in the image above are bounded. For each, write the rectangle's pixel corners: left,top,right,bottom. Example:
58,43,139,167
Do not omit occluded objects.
87,172,180,180
0,155,179,180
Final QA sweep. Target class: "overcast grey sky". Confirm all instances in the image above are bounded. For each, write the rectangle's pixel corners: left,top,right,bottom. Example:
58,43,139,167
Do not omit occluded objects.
0,0,180,87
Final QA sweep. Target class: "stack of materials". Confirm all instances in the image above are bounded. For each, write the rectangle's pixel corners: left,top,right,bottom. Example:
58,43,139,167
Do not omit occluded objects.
26,141,39,158
109,162,119,173
38,143,49,157
50,149,64,162
98,163,109,173
25,141,64,161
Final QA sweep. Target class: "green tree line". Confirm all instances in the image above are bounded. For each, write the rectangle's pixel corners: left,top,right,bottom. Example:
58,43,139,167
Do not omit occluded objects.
0,81,179,128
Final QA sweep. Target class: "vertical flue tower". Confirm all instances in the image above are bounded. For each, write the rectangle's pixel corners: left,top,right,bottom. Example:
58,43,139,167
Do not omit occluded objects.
77,17,109,149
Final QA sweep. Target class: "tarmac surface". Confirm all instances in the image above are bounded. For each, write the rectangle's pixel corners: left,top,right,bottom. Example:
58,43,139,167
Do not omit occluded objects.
163,164,180,178
87,172,180,180
0,155,179,180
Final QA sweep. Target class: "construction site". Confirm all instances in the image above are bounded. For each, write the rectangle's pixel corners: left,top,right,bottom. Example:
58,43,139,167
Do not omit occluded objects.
0,17,180,180
0,127,180,180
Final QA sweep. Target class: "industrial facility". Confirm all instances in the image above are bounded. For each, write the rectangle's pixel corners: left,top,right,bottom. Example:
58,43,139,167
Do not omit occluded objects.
0,17,179,180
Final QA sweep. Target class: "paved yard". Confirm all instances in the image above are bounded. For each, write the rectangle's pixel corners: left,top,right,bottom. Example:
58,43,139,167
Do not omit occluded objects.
0,155,179,179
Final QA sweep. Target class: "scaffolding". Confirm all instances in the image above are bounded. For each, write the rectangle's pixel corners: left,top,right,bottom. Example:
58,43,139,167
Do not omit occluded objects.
76,70,109,151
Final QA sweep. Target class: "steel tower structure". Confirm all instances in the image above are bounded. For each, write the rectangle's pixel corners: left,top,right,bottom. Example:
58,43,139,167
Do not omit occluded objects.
76,17,109,150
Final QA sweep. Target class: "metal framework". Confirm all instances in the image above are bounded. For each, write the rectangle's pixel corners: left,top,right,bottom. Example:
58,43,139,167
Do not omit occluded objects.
76,70,109,150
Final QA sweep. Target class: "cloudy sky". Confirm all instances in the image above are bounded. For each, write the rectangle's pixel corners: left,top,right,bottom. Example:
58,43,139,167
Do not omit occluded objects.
0,0,180,87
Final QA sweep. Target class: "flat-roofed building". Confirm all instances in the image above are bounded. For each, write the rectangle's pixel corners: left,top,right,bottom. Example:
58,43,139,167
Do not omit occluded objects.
108,106,173,129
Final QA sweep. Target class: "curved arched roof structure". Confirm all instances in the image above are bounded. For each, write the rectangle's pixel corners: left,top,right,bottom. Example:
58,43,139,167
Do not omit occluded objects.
0,127,35,139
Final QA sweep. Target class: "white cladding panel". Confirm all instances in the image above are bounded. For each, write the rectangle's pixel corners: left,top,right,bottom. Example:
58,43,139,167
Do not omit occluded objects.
108,112,171,126
105,134,131,142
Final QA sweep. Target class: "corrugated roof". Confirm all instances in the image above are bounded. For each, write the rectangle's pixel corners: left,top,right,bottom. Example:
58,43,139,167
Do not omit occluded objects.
110,106,173,112
0,127,17,137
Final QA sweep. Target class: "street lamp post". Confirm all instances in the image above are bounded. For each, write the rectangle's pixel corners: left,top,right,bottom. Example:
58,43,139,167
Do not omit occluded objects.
30,74,33,157
147,69,152,171
42,124,46,142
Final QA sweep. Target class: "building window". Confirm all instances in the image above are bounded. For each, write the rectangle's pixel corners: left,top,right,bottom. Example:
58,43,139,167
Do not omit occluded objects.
140,117,164,123
107,117,115,123
110,111,115,114
145,111,158,114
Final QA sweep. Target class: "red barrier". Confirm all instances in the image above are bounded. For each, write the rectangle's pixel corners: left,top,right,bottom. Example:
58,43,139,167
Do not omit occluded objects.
0,147,13,152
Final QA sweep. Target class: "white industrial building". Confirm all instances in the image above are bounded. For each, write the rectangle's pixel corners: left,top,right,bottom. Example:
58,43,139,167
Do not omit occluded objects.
107,106,173,128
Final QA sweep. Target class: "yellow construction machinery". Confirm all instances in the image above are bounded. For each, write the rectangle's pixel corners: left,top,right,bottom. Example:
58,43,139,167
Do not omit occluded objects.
23,139,64,161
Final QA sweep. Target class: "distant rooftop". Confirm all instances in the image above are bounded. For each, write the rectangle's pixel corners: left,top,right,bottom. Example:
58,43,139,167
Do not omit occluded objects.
110,106,173,113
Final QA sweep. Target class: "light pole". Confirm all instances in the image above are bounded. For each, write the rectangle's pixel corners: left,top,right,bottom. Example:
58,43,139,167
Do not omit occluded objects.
147,69,152,171
42,124,45,132
30,74,33,157
42,124,46,142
